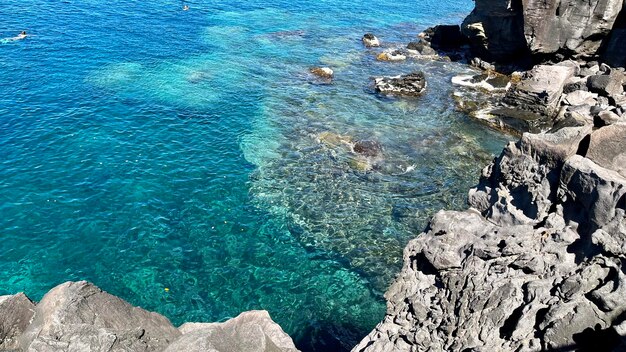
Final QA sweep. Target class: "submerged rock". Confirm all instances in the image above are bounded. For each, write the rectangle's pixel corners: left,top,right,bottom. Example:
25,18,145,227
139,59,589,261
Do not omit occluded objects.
317,131,352,148
186,70,211,84
353,140,382,158
309,66,334,80
362,33,380,48
374,72,427,96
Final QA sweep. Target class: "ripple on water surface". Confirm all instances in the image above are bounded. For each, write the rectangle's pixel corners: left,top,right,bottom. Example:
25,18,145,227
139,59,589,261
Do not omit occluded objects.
0,0,510,351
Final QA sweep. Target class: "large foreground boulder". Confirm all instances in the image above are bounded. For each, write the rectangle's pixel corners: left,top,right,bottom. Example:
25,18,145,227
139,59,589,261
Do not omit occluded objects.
19,281,181,351
353,125,626,351
1,281,298,352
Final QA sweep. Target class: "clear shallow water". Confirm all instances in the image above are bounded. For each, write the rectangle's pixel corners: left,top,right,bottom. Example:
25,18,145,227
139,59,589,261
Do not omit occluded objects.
0,1,510,350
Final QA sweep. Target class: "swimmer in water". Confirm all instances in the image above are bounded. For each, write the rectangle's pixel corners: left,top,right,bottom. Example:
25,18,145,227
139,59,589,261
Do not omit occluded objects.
14,31,27,40
183,5,189,10
1,31,27,43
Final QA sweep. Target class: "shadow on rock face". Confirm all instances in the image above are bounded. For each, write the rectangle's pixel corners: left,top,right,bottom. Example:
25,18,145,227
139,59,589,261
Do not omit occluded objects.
571,323,623,352
295,319,365,352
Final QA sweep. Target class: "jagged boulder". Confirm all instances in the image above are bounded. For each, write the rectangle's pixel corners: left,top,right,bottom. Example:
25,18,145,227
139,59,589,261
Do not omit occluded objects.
587,72,624,98
584,123,626,178
165,311,299,352
493,64,576,131
354,126,626,352
469,125,591,224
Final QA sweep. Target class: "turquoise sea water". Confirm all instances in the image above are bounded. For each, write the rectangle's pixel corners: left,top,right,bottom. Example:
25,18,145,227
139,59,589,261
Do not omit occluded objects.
0,1,510,350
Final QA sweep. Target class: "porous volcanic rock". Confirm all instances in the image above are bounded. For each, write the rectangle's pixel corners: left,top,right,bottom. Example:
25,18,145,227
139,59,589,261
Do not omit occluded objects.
353,123,626,351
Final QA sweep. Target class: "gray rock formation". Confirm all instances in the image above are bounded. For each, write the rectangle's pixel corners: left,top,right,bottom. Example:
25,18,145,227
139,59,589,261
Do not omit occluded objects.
373,72,427,96
19,281,181,351
461,0,528,61
430,25,466,50
588,72,625,97
2,281,298,352
522,0,623,58
492,64,576,131
461,0,626,64
452,59,626,134
165,311,299,352
0,293,35,351
353,123,626,351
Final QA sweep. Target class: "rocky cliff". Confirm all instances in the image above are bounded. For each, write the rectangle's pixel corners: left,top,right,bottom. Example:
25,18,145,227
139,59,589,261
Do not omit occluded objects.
0,281,299,352
352,118,626,350
462,0,626,65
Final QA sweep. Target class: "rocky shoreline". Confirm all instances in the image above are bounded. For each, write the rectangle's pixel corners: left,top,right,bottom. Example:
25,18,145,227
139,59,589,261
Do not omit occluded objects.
352,0,626,350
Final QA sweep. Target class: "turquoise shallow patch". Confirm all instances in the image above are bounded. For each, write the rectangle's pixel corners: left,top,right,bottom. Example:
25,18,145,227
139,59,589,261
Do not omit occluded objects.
0,0,509,350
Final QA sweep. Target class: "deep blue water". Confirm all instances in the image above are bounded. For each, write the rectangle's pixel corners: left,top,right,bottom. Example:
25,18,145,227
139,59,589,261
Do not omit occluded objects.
0,1,510,350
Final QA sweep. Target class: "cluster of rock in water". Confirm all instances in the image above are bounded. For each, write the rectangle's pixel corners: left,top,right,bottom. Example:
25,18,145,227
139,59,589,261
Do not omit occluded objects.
4,0,626,351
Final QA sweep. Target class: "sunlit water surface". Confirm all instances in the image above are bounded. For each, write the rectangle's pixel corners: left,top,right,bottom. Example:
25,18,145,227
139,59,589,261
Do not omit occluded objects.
0,1,510,350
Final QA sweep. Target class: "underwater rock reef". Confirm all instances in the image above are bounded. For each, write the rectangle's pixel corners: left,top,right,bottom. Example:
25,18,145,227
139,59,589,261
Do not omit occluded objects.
0,281,299,352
